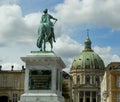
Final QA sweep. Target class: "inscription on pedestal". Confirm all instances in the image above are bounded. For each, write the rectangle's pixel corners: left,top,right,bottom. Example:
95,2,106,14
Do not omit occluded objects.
29,69,52,90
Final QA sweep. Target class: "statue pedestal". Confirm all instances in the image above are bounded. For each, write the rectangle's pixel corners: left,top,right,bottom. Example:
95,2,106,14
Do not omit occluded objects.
19,51,66,102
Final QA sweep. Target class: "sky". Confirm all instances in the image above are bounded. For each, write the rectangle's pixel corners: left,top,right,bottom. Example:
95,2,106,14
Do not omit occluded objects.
0,0,120,72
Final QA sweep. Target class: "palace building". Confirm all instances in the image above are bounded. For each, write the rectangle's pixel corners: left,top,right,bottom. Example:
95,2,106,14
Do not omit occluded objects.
70,35,105,102
101,62,120,102
0,65,71,102
0,65,25,102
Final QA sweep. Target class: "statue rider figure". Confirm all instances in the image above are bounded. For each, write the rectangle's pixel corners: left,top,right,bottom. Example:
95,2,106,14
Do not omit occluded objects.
41,9,57,42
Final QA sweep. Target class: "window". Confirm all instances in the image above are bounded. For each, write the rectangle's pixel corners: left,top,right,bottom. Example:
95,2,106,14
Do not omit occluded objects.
86,75,90,84
117,93,120,102
12,93,17,102
2,76,7,87
85,91,90,97
95,76,100,85
117,76,120,87
13,77,18,88
79,91,84,97
77,75,80,84
92,91,96,97
92,91,97,102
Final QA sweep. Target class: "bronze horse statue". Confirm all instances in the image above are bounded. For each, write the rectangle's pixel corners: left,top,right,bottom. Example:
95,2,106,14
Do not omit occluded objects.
37,9,57,51
37,23,54,51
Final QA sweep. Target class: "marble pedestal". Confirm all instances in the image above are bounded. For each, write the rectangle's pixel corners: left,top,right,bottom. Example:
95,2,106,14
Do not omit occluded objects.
19,51,66,102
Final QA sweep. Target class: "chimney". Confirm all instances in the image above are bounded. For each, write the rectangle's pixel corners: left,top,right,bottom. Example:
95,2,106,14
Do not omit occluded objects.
11,65,14,71
0,65,2,71
22,65,25,70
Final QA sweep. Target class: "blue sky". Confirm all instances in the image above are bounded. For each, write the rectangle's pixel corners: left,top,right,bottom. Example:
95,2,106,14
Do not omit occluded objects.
18,0,64,14
0,0,120,71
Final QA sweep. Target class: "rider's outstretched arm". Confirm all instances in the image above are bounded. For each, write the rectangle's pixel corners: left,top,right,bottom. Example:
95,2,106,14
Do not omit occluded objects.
49,15,57,21
53,17,57,21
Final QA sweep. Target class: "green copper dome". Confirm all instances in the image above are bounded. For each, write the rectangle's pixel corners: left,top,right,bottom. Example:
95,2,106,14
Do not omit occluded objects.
70,35,105,70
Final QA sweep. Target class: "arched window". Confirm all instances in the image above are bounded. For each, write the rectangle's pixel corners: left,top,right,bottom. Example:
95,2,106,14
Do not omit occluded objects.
77,75,80,84
86,75,90,84
95,75,100,85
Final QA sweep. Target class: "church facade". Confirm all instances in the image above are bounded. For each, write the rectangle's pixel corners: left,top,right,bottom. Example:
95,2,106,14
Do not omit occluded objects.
70,35,105,102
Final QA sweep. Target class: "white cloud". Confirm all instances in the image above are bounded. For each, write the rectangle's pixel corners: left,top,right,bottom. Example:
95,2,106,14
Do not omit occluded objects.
0,5,41,45
54,34,84,71
24,13,41,28
94,46,120,66
54,35,83,57
0,0,18,5
55,0,120,29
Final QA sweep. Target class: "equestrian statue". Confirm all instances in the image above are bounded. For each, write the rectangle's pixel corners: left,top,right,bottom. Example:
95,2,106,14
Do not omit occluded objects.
37,9,57,51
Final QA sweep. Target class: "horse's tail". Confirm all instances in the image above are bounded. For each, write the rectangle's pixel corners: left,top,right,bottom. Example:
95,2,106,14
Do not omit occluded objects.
37,36,41,48
37,24,45,49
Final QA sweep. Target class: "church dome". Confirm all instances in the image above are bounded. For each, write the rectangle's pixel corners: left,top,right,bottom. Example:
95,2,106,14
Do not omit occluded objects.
70,35,105,71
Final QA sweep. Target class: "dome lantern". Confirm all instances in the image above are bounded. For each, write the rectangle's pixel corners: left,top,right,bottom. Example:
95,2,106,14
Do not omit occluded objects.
83,31,93,52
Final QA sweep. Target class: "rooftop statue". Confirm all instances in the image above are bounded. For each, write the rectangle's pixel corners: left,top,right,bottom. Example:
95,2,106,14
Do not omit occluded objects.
37,9,57,51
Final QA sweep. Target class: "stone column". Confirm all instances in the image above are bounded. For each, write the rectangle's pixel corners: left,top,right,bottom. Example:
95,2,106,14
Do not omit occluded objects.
76,89,78,102
74,90,77,102
83,91,85,102
90,92,92,102
96,94,98,102
78,91,79,102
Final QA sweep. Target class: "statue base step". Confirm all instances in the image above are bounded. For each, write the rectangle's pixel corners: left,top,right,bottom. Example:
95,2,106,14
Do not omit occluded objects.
19,93,64,102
